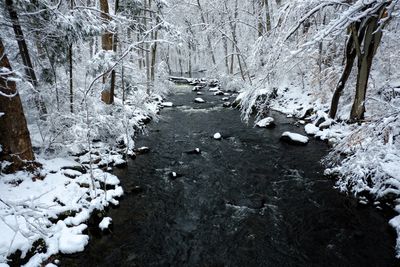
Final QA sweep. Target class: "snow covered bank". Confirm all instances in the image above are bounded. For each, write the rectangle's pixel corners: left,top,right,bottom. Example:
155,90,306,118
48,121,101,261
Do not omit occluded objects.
0,93,166,265
0,158,123,266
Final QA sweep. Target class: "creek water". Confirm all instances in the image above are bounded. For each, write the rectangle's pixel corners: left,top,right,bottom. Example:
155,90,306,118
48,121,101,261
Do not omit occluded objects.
61,84,400,267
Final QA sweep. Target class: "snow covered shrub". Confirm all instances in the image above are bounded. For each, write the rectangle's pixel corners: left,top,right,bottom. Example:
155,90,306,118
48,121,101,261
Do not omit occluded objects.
324,115,400,202
154,61,175,96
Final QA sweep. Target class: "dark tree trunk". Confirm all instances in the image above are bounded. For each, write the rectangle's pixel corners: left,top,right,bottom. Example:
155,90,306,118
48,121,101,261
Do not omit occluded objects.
69,44,74,113
350,7,386,122
5,0,47,116
100,0,115,104
0,38,35,172
329,23,362,119
69,0,74,113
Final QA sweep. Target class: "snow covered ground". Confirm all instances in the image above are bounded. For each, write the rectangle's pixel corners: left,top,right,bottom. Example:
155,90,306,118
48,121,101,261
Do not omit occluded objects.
0,157,123,266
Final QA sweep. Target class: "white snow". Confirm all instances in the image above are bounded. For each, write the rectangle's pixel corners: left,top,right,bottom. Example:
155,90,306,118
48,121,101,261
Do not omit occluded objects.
281,132,309,144
304,123,320,135
209,87,220,92
194,98,206,103
0,156,124,265
57,221,89,254
161,102,174,107
213,133,222,140
256,117,274,128
99,217,112,230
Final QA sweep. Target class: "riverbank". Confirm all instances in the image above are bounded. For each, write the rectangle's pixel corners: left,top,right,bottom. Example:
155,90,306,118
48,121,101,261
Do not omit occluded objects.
0,94,163,266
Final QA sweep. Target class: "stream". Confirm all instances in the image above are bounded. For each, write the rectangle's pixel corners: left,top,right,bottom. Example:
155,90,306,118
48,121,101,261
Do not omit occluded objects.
61,83,400,267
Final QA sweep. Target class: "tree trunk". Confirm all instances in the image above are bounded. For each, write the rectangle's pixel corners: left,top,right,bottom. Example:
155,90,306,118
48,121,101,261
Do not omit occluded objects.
223,33,229,74
144,0,151,94
5,0,47,117
264,0,271,32
188,41,192,77
197,0,216,66
350,8,385,122
69,44,74,113
100,0,114,104
150,15,159,82
257,0,264,37
0,38,35,172
329,24,360,119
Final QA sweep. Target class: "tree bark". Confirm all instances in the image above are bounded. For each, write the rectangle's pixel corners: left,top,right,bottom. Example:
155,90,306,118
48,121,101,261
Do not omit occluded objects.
68,0,74,113
0,38,35,172
350,7,385,122
150,13,159,82
100,0,114,104
5,0,47,117
329,24,360,119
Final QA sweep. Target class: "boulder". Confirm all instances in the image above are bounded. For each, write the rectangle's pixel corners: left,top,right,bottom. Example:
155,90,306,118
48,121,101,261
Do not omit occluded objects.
185,148,201,155
280,132,309,145
194,98,206,103
256,117,275,128
161,102,173,107
304,123,320,135
213,133,222,140
169,171,183,180
135,146,150,154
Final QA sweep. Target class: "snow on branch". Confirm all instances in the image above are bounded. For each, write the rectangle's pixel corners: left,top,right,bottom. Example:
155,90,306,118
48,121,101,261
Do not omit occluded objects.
287,0,397,51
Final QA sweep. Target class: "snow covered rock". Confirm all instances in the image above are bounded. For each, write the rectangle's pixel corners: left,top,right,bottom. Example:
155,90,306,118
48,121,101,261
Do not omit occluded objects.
209,87,220,92
194,98,206,103
232,92,245,108
57,222,89,254
214,91,224,96
222,97,230,101
256,117,275,128
135,146,150,154
280,132,309,145
196,92,203,95
99,217,112,231
223,102,231,108
161,102,174,107
185,148,201,154
169,172,182,180
304,123,320,135
213,133,222,140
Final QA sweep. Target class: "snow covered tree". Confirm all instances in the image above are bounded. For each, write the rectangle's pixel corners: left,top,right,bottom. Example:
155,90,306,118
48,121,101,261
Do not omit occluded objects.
0,38,35,172
100,0,115,104
327,0,396,121
4,0,47,117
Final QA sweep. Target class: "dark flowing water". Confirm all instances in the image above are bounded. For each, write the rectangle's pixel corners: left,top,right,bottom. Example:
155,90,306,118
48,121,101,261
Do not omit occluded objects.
62,84,399,267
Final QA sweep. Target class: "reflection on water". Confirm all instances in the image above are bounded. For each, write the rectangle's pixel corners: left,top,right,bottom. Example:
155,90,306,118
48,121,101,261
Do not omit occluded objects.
61,84,399,267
